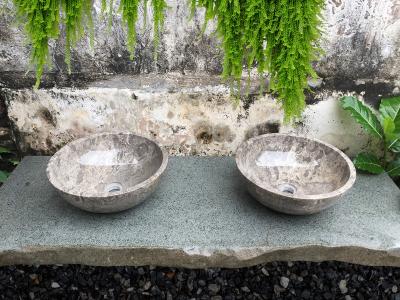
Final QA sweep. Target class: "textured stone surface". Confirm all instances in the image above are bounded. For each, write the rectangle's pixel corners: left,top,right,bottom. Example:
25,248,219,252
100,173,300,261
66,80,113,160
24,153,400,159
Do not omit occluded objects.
320,0,400,81
0,91,15,151
2,75,379,157
236,134,356,215
0,0,222,88
1,0,399,156
47,133,168,213
0,0,399,90
0,156,399,268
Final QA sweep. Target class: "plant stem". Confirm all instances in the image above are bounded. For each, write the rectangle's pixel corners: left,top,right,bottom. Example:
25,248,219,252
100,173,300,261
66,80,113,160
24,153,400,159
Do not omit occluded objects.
382,137,389,169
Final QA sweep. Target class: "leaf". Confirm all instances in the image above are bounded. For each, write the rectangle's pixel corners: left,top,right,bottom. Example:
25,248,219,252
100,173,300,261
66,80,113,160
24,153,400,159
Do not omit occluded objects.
379,96,400,130
353,153,385,174
383,116,396,134
8,159,20,166
387,136,400,153
0,170,9,183
383,117,400,152
387,157,400,178
0,146,11,154
341,96,384,139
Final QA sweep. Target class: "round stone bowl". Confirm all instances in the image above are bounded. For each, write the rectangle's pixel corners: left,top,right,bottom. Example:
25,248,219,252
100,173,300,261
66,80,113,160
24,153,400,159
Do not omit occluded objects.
47,133,168,213
235,134,356,215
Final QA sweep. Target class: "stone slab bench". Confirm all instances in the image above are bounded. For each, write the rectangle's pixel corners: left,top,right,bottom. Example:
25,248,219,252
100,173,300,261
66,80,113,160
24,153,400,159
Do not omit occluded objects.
0,156,400,268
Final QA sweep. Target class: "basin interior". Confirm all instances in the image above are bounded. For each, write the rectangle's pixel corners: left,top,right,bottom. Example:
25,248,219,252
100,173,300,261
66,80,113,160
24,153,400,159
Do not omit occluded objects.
237,135,352,197
48,134,164,197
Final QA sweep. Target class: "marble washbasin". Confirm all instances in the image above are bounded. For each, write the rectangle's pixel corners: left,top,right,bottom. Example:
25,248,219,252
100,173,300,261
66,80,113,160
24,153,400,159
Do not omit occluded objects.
235,134,356,215
47,133,168,213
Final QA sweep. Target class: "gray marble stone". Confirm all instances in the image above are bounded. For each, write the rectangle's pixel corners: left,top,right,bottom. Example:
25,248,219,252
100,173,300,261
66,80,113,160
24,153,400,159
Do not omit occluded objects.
0,156,399,268
47,133,168,213
236,134,357,215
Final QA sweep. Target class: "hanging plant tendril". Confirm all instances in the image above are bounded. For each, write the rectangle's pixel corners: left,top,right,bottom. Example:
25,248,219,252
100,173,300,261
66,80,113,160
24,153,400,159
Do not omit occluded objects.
13,0,60,88
192,0,324,122
13,0,323,121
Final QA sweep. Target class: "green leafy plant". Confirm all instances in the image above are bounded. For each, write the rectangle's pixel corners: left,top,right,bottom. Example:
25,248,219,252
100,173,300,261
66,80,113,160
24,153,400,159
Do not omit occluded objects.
192,0,324,122
13,0,60,88
13,0,324,122
63,0,94,72
120,0,139,60
151,0,167,60
13,0,167,88
0,146,20,184
341,96,400,178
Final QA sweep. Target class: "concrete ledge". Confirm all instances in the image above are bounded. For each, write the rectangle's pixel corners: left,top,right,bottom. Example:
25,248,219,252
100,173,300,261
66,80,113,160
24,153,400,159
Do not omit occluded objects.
0,156,400,268
3,75,377,157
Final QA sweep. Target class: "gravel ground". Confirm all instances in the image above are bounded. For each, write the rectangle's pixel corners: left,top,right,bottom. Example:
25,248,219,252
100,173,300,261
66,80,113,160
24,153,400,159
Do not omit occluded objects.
1,262,400,299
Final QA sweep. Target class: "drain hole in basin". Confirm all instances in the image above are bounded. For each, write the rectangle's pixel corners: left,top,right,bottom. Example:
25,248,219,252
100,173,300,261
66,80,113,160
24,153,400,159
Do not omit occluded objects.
278,183,296,195
105,183,123,194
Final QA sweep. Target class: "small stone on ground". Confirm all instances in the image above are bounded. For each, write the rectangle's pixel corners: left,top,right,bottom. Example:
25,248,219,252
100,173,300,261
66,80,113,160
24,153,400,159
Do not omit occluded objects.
280,276,290,289
1,261,400,299
339,279,348,294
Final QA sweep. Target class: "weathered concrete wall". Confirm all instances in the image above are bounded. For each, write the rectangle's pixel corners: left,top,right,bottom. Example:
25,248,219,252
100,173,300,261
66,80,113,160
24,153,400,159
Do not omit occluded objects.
0,92,16,151
0,0,400,90
319,0,400,104
321,0,400,80
2,75,377,156
0,0,223,88
0,0,399,155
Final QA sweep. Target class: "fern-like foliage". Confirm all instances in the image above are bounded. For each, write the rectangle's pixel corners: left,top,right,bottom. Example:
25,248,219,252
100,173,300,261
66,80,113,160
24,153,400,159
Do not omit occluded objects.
13,0,323,121
266,0,324,122
193,0,244,89
120,0,140,60
13,0,167,87
192,0,324,122
151,0,167,60
63,0,93,72
13,0,60,88
116,0,167,60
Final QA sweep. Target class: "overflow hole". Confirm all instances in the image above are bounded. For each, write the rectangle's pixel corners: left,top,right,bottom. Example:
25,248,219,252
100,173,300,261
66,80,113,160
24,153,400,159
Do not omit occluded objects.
105,183,123,194
279,183,296,195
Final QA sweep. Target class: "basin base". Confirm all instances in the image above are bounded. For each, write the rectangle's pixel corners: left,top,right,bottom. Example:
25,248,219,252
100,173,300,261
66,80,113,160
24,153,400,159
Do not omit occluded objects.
0,156,399,268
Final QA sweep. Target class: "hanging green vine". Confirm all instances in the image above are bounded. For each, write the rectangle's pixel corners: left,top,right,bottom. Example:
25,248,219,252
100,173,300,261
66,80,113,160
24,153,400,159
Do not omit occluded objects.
13,0,323,122
151,0,167,60
13,0,167,87
63,0,93,72
13,0,60,88
192,0,324,122
265,0,324,121
119,0,140,60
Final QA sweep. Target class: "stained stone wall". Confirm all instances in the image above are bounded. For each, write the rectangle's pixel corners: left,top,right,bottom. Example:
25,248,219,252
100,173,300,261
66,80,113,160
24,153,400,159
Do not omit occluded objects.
0,76,381,156
0,93,15,151
0,0,399,155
